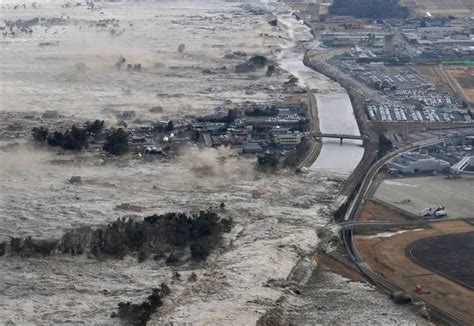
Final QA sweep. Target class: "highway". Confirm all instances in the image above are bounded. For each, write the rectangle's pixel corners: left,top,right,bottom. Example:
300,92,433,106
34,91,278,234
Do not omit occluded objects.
340,135,465,325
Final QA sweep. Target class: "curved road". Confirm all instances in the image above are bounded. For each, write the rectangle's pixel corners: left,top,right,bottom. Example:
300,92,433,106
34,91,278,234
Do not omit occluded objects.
340,135,464,325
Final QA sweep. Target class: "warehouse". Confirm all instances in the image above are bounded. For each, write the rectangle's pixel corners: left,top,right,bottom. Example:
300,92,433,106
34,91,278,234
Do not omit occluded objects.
388,152,450,174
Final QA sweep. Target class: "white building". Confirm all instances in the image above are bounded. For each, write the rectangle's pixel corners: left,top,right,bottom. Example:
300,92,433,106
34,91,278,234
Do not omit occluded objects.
274,132,302,149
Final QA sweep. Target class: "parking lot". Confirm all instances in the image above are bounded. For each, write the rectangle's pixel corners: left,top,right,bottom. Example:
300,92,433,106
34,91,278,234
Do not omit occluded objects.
374,175,474,219
365,103,472,123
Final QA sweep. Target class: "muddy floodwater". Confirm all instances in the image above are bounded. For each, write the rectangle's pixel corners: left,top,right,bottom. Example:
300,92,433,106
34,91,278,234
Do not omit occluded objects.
312,94,364,173
276,13,363,175
0,1,427,324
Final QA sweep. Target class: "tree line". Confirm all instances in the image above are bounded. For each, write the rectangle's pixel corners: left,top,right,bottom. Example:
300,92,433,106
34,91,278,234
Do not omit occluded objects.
32,120,129,155
1,210,233,264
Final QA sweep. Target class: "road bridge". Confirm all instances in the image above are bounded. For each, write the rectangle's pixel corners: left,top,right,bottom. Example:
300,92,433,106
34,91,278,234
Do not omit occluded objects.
312,132,370,144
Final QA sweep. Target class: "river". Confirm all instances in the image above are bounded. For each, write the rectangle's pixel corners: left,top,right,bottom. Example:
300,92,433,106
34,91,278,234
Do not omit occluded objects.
277,13,364,176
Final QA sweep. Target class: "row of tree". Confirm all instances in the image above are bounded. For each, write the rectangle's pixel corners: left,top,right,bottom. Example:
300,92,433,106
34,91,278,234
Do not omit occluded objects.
32,120,129,155
2,210,233,263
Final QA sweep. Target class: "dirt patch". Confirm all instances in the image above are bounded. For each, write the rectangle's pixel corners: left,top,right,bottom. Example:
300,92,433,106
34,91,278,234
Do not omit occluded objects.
449,70,474,103
401,0,474,16
413,66,452,94
358,199,417,223
316,254,365,282
355,219,474,324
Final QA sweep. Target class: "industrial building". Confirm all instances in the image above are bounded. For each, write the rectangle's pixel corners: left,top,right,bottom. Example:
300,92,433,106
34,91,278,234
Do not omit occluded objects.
388,152,450,174
321,32,386,47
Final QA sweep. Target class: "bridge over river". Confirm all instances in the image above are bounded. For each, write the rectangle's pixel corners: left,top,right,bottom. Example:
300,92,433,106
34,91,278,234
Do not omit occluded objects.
312,132,370,144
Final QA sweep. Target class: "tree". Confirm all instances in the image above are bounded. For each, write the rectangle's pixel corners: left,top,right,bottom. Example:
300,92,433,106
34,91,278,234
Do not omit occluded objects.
379,135,393,157
47,131,65,147
85,120,105,136
103,128,129,155
32,127,49,142
44,126,88,151
226,109,238,122
62,125,88,151
114,284,170,326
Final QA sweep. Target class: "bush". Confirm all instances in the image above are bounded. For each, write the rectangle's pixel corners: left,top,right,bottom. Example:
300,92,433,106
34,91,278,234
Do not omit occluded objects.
115,283,171,325
45,125,88,151
103,128,129,155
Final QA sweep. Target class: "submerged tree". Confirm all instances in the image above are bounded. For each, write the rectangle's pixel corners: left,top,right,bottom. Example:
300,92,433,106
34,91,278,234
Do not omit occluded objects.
103,128,129,155
42,125,88,151
114,283,171,325
84,119,105,136
31,126,49,143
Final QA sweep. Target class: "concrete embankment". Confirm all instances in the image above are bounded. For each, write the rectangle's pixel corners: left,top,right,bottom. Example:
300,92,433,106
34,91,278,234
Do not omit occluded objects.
297,92,322,169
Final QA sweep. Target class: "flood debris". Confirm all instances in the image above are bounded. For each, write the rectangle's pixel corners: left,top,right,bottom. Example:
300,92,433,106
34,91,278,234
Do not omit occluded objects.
115,203,144,212
149,106,164,114
115,55,126,69
268,19,278,27
235,55,269,73
390,291,413,304
69,176,83,184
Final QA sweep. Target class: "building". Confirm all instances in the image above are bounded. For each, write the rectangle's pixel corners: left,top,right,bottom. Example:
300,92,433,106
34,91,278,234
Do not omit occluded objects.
388,152,450,174
242,142,263,154
274,132,302,149
321,32,386,47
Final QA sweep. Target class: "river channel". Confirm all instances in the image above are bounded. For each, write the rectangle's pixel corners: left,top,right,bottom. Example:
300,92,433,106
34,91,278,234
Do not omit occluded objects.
277,13,364,175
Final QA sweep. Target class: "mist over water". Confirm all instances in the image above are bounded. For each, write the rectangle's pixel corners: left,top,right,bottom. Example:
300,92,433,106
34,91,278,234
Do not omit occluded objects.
0,1,426,325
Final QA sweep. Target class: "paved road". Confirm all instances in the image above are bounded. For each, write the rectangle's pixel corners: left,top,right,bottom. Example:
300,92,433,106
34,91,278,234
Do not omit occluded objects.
341,135,464,325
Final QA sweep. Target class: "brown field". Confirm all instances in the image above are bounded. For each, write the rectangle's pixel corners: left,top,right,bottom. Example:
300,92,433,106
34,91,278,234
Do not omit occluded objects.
315,254,366,282
413,66,453,93
358,199,418,223
355,220,474,324
401,0,474,16
449,69,474,103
